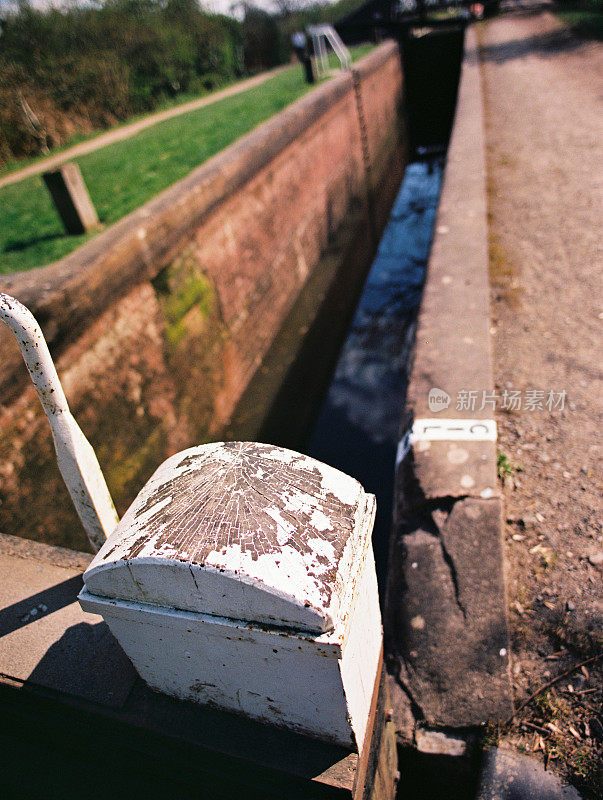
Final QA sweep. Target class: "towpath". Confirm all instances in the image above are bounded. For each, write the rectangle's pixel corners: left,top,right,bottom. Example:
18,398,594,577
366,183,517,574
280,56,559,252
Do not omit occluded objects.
0,65,288,190
478,7,602,795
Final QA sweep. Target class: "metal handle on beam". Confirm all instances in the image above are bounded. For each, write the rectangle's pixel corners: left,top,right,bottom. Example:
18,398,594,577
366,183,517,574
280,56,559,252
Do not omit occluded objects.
0,293,118,551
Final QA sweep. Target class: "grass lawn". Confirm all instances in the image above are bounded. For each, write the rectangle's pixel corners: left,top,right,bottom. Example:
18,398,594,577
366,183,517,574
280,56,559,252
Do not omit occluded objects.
0,75,243,181
0,45,373,275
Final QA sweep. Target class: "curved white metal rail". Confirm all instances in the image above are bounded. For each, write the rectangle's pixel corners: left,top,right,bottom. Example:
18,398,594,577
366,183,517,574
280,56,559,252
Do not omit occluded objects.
0,293,118,551
307,25,352,78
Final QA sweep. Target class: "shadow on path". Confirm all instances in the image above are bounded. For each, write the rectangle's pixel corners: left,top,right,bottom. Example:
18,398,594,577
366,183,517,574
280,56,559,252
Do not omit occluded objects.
479,24,586,63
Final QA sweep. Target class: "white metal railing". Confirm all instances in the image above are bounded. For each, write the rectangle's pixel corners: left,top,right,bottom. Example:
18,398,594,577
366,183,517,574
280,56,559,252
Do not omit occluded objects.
306,25,352,78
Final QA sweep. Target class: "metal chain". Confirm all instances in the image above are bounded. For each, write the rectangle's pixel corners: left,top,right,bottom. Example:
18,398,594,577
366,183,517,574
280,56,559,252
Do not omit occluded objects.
351,68,377,246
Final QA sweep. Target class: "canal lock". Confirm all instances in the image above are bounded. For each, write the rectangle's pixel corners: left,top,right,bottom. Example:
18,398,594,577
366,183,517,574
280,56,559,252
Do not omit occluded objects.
225,25,466,592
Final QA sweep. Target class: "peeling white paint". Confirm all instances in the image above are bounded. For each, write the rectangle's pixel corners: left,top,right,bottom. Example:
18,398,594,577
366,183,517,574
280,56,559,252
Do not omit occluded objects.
0,292,118,551
263,506,296,545
308,508,334,532
84,443,375,633
80,442,382,750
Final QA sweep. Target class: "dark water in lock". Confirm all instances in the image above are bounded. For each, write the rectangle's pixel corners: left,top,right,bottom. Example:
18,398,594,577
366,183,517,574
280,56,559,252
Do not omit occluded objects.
302,26,464,590
305,157,444,589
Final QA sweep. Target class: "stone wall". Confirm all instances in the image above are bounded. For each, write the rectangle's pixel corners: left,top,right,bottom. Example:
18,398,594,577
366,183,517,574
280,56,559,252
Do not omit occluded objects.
0,43,406,551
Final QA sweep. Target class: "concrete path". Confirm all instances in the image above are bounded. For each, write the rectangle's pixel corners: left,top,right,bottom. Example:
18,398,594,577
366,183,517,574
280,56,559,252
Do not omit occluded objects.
478,6,602,797
0,65,288,190
388,9,598,799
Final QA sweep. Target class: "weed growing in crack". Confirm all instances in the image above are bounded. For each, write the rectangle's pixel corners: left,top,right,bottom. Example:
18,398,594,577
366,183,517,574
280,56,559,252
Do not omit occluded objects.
497,450,516,480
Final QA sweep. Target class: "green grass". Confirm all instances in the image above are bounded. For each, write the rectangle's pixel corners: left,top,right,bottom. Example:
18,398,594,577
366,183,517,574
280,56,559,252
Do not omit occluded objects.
0,75,240,181
497,450,516,480
0,45,373,275
0,67,309,273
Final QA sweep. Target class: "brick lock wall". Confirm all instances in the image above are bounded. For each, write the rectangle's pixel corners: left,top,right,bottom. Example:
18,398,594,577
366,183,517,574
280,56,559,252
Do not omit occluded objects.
0,43,406,550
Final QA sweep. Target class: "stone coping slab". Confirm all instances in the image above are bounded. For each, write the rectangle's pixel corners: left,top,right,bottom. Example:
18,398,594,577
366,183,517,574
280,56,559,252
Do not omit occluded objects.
384,26,513,742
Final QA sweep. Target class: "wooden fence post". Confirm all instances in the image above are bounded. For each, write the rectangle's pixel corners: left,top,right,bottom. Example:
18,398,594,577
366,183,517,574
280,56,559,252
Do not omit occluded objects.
43,162,100,235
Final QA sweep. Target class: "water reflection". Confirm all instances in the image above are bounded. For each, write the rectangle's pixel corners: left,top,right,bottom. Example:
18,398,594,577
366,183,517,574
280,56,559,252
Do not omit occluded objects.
306,158,444,589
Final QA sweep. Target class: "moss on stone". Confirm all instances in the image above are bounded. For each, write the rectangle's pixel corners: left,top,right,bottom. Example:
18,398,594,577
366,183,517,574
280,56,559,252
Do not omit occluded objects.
163,275,213,325
102,426,166,510
153,246,215,339
152,244,226,444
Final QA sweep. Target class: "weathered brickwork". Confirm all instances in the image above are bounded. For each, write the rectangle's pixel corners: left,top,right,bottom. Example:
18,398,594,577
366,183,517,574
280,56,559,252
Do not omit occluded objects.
0,43,406,550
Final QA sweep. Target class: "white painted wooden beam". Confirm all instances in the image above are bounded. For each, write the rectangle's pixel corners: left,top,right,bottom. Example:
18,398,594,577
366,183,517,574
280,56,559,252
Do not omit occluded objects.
80,442,382,749
0,293,118,551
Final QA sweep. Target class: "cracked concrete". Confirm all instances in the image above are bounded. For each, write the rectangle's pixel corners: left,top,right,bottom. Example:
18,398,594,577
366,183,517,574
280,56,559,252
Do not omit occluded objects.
432,505,469,620
386,492,511,735
384,25,512,746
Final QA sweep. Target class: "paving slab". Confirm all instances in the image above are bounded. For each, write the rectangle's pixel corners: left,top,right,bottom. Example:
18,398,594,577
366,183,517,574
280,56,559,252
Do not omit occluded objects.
0,532,135,707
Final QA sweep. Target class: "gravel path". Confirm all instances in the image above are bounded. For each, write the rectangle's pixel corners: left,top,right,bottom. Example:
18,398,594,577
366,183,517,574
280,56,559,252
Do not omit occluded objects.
479,8,602,796
0,66,287,190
